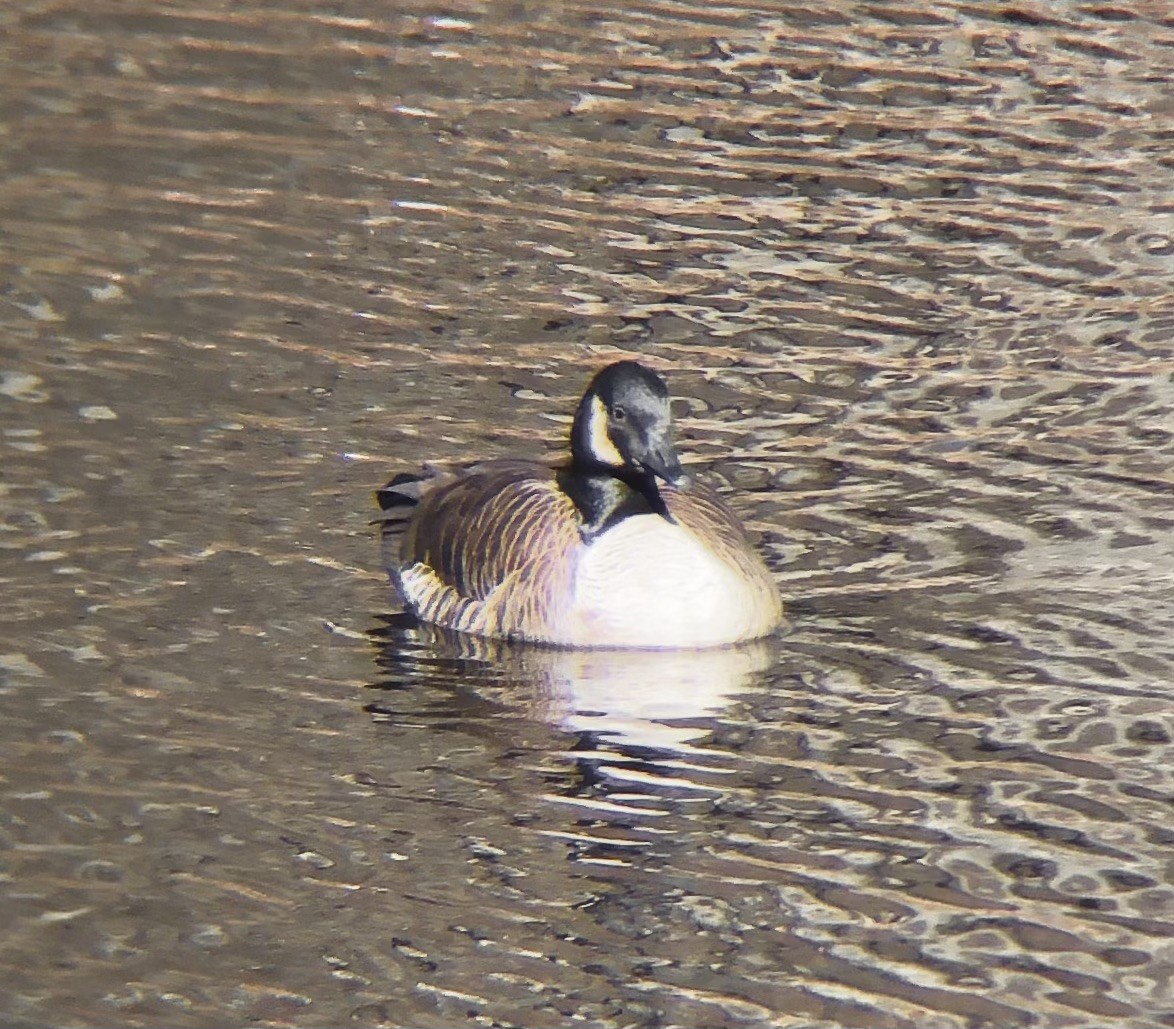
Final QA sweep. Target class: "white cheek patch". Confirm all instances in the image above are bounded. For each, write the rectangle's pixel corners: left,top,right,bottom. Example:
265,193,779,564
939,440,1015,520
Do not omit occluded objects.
587,395,625,467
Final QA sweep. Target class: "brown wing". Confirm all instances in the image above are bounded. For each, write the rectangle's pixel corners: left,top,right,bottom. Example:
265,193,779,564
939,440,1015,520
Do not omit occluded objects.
393,461,584,641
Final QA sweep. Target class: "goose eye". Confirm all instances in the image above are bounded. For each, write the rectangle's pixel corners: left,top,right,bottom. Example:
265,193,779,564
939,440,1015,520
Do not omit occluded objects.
610,405,627,423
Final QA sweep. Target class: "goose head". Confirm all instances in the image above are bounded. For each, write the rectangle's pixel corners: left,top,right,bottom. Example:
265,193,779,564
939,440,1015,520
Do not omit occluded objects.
570,361,687,486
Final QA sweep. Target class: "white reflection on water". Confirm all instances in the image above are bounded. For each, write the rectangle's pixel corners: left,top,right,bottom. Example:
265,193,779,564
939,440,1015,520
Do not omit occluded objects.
527,643,774,751
372,617,776,752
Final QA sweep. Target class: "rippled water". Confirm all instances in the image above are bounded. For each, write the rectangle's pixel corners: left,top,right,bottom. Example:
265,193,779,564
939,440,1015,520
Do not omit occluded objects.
3,1,1174,1026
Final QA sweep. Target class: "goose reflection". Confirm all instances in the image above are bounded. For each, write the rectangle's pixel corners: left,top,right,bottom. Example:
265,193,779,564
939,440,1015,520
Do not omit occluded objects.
368,615,776,754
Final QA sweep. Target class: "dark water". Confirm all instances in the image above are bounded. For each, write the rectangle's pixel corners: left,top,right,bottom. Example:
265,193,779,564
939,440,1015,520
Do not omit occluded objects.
3,1,1174,1025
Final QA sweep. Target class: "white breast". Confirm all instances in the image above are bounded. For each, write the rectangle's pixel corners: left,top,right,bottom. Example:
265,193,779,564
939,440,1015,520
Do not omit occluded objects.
558,514,777,648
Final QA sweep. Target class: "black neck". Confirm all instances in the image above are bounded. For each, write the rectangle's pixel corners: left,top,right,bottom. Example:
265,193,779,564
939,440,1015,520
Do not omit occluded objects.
558,464,673,541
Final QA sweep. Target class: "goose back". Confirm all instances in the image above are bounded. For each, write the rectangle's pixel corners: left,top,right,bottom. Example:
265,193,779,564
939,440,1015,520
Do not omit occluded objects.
385,460,582,642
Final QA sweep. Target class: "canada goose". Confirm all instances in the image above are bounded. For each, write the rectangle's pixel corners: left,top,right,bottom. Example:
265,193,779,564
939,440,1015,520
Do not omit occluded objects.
376,361,783,649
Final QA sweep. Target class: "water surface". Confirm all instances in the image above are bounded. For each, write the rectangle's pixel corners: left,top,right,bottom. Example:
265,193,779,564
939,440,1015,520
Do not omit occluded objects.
2,1,1174,1026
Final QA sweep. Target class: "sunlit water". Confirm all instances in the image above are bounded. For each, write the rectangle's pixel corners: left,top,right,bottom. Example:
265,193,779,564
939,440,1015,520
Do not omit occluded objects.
2,1,1174,1026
